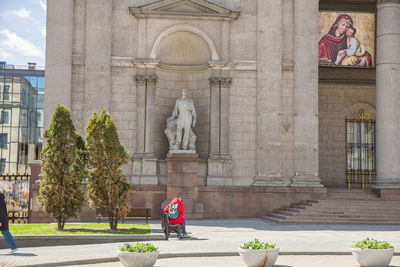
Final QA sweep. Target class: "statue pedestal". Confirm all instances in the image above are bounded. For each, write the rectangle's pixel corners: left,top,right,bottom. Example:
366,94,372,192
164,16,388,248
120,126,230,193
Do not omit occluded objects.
161,153,204,219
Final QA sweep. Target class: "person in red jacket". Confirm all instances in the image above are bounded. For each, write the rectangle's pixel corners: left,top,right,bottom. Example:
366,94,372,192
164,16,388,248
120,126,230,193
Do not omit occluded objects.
163,197,189,238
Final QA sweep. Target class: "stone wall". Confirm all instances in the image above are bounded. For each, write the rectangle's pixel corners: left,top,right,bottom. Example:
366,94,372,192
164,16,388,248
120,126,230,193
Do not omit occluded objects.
30,185,327,222
318,81,376,187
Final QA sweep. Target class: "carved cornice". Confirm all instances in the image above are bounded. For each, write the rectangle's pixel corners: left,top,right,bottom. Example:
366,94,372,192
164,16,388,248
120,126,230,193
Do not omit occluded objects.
111,57,135,67
208,60,257,71
129,0,240,21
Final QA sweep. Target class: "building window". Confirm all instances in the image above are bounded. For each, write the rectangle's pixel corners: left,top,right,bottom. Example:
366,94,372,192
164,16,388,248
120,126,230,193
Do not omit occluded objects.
1,111,9,124
3,85,9,100
0,133,8,148
346,110,376,189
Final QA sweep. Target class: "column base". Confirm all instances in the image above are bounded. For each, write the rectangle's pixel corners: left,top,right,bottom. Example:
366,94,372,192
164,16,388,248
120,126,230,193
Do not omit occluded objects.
207,154,232,186
252,174,291,186
132,153,158,185
375,178,400,189
291,176,324,187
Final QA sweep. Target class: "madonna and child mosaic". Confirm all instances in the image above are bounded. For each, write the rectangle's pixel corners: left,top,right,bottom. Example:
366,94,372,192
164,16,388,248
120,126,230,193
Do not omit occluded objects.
318,12,375,67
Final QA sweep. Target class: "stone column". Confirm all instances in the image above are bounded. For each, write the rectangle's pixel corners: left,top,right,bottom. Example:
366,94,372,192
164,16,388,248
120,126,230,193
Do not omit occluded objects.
291,0,322,187
132,75,158,185
44,0,73,128
207,77,232,186
376,0,400,188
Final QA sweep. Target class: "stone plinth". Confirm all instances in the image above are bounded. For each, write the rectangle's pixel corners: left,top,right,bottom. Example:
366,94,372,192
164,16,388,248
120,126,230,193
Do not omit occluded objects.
162,153,204,219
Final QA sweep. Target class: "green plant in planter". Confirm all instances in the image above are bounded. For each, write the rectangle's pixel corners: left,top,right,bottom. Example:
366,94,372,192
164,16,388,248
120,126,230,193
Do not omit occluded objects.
353,238,393,249
119,242,158,253
240,238,276,250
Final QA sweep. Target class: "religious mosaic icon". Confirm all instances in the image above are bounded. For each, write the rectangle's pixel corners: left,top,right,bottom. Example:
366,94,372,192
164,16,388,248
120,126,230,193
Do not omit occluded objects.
318,12,375,67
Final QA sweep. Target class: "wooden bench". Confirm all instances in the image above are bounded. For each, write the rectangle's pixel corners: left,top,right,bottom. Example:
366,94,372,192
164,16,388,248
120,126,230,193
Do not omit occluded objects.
96,208,151,224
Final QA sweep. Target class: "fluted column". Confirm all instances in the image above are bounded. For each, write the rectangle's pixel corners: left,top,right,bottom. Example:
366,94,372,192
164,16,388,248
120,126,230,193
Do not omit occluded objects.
376,0,400,188
145,75,157,154
135,75,146,153
209,77,220,155
220,78,231,155
291,0,322,187
207,77,232,186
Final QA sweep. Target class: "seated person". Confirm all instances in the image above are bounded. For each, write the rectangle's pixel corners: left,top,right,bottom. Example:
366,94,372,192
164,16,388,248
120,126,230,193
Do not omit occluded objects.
164,197,189,238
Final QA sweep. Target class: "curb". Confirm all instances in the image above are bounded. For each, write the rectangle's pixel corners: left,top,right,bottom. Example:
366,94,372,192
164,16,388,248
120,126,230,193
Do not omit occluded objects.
16,251,400,267
0,235,165,250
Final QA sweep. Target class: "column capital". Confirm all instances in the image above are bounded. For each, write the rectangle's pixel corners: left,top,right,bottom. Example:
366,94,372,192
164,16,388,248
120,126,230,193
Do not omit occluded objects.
135,75,146,86
146,75,158,86
220,78,232,88
209,77,221,87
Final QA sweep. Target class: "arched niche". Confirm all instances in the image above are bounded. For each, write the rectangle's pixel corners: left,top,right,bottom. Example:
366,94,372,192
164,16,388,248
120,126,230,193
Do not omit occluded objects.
150,24,219,69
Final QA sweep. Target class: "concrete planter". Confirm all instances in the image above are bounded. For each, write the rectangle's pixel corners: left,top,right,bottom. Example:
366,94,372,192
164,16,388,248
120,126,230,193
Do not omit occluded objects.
117,250,159,267
351,248,394,267
238,247,280,267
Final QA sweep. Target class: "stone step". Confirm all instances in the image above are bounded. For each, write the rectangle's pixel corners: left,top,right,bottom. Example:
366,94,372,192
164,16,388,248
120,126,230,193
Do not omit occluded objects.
262,216,400,225
289,209,400,216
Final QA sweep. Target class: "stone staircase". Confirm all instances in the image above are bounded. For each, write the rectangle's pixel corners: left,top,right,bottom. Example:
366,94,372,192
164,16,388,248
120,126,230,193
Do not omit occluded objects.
263,188,400,224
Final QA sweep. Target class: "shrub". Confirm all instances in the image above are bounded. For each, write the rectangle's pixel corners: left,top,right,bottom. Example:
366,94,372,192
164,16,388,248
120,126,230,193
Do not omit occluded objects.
119,242,158,253
39,105,85,230
240,238,276,250
353,238,393,249
86,109,130,230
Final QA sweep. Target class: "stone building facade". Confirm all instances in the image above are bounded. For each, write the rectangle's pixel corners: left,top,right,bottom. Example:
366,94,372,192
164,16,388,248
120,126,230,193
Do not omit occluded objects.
42,0,400,220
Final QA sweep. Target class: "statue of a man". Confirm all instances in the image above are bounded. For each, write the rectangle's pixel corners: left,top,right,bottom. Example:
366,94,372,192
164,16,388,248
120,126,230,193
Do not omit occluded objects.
168,88,197,150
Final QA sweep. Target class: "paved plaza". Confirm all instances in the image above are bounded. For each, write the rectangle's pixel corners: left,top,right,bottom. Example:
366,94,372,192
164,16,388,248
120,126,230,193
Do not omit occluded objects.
0,219,399,266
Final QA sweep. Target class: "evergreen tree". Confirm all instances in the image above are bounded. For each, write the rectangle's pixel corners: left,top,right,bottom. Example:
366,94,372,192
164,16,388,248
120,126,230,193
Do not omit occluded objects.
85,109,130,229
39,105,85,230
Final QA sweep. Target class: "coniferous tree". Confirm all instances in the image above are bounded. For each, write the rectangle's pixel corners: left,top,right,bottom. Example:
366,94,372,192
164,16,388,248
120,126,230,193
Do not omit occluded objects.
39,105,85,230
85,109,130,229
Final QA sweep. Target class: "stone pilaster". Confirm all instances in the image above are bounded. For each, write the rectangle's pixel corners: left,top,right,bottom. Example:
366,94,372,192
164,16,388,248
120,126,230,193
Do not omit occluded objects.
376,0,400,188
207,77,232,186
132,75,158,185
253,0,286,186
291,0,322,187
83,0,112,125
44,0,73,129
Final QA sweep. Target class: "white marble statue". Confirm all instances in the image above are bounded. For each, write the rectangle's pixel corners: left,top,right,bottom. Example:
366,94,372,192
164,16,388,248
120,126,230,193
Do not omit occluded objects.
165,88,197,151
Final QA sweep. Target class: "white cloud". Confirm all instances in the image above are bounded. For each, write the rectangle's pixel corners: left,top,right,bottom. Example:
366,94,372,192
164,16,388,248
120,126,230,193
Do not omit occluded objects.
41,27,46,37
0,29,43,57
0,47,12,59
4,8,32,19
39,0,47,12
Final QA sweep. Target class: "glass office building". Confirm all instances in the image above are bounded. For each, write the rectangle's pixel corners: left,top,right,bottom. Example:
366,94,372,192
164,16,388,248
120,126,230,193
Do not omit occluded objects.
0,62,44,174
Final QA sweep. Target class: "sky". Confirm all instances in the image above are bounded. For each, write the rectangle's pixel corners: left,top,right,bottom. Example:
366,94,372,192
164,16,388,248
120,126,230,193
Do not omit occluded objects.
0,0,46,67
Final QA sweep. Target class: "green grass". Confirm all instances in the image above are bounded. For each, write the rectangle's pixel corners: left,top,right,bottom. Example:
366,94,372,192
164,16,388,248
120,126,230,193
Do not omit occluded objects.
9,223,150,235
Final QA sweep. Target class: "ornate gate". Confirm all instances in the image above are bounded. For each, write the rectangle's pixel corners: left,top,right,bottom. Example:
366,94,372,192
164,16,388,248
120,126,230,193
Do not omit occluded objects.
346,110,376,189
0,174,30,223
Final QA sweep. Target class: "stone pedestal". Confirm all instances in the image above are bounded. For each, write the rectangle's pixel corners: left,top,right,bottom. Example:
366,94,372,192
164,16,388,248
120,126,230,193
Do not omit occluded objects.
162,153,204,219
132,153,158,185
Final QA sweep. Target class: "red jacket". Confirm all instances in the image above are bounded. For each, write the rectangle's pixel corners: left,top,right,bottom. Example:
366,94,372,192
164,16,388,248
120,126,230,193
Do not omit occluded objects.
164,198,185,226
